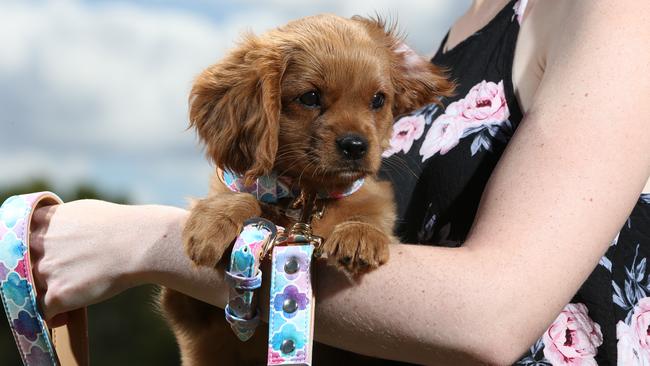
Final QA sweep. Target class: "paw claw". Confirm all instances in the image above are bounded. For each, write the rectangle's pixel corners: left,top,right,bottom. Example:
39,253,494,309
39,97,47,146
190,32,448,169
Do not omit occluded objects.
358,258,369,268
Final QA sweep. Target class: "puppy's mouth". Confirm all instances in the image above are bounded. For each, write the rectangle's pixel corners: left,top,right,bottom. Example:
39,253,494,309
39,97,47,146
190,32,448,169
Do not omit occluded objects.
311,152,374,185
321,168,371,183
274,147,374,188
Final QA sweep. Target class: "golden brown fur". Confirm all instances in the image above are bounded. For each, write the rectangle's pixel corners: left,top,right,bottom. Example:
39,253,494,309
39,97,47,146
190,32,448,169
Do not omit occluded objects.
160,14,453,365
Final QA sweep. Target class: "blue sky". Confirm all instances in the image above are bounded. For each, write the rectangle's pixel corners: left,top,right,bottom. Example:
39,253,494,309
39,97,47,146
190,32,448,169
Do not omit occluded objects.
0,0,470,207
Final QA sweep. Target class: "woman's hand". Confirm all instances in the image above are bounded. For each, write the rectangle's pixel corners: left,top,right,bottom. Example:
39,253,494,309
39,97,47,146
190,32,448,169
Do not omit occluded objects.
29,200,180,324
30,199,230,326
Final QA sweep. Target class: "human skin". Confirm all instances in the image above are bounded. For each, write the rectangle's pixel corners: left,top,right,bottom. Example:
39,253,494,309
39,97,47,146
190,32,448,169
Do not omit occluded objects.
29,0,650,364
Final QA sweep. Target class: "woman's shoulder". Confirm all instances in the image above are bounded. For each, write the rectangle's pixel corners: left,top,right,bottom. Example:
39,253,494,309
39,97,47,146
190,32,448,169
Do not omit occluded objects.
512,0,570,113
514,0,649,114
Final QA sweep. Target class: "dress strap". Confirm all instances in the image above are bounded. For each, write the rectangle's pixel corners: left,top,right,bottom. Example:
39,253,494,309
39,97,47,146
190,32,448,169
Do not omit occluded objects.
513,0,530,24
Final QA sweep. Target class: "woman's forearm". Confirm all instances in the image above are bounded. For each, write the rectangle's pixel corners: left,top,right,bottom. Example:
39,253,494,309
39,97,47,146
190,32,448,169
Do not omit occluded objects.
312,244,493,365
37,196,604,365
32,200,598,364
135,204,229,308
139,207,503,364
30,199,599,365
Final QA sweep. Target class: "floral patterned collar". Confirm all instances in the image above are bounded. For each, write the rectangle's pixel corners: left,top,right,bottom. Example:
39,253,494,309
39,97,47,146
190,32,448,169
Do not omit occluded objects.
219,170,364,204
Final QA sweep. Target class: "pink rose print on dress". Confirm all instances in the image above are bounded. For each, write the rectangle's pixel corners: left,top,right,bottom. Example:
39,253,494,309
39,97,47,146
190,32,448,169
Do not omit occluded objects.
617,321,650,365
632,298,650,350
419,80,511,161
617,297,650,365
542,303,603,365
382,115,425,157
450,80,509,127
418,117,465,161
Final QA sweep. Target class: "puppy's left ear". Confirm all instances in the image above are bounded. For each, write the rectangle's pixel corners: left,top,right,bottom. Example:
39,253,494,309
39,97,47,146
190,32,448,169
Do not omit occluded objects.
353,16,455,116
189,35,286,183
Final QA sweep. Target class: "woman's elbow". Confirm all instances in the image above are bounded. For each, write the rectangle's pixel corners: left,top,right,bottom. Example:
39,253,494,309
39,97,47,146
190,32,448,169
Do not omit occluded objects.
441,304,537,365
464,324,536,365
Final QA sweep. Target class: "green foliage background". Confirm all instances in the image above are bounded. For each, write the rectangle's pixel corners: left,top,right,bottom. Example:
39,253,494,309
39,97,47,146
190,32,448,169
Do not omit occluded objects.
0,180,180,365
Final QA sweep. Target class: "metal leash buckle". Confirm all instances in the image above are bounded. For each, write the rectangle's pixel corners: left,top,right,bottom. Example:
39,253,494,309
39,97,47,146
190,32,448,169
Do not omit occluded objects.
260,222,280,260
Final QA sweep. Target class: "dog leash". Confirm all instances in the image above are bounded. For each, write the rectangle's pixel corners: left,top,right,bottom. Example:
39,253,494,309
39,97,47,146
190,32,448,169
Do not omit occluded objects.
224,191,323,366
224,218,277,341
267,221,320,365
0,192,89,366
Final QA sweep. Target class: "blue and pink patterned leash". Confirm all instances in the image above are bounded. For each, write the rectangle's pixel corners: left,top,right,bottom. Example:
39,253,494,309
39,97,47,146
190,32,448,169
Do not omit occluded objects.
0,192,89,366
223,176,337,365
1,192,89,366
266,221,320,365
0,193,61,365
224,217,276,341
224,218,321,365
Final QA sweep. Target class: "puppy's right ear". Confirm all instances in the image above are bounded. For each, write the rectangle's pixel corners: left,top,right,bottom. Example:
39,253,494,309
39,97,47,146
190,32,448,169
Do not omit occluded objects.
352,15,455,116
189,35,285,183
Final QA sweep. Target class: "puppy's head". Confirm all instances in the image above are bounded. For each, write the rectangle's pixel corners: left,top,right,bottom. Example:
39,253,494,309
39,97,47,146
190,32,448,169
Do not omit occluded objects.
190,14,453,189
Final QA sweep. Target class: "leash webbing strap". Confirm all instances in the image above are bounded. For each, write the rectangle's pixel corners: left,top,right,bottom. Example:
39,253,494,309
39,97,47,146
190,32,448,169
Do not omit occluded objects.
225,220,317,366
267,240,315,365
224,218,277,341
0,192,89,366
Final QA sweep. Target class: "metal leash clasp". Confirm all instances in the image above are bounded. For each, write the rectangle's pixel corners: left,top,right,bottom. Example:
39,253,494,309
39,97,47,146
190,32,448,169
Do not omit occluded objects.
273,222,323,252
276,191,324,251
263,191,324,258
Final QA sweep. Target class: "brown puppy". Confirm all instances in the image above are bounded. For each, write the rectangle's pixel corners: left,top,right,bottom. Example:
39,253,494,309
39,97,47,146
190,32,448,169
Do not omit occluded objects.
161,14,453,365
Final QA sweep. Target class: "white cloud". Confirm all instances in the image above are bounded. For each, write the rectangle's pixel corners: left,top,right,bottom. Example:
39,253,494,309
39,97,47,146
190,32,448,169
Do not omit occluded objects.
235,0,470,53
0,0,468,206
0,0,238,205
1,0,229,150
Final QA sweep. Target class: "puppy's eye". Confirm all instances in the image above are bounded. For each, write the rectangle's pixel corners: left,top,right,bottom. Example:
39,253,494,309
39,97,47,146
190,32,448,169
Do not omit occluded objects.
371,92,385,110
298,91,321,108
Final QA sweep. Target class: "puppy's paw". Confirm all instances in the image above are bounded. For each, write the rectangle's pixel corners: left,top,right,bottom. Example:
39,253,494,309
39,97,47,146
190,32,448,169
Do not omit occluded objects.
322,221,392,274
183,212,239,267
183,194,261,267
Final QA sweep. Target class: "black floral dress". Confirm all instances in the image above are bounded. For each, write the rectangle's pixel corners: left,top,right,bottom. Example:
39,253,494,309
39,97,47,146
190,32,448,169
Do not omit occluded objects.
380,0,650,364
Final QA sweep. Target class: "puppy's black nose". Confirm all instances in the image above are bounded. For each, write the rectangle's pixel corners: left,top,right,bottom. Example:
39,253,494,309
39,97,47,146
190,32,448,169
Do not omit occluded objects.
336,134,368,160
